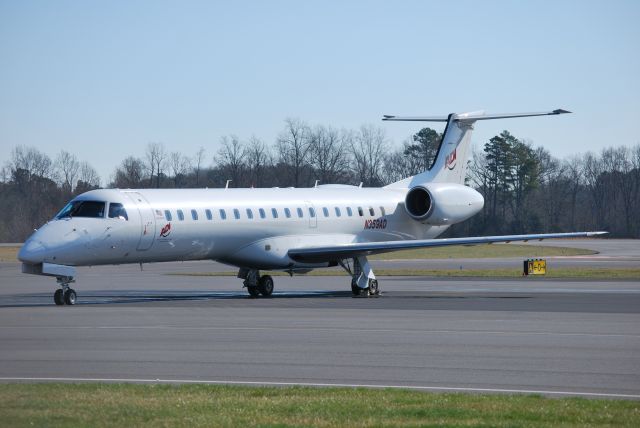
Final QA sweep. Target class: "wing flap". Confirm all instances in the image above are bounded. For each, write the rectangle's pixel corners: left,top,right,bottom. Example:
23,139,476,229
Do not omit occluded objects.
288,231,606,263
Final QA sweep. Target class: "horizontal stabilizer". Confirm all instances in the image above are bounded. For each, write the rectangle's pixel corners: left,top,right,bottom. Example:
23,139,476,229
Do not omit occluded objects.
289,231,606,264
382,109,571,122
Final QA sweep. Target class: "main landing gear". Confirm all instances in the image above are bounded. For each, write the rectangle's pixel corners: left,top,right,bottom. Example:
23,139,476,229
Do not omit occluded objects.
340,256,380,297
54,276,77,305
238,269,274,298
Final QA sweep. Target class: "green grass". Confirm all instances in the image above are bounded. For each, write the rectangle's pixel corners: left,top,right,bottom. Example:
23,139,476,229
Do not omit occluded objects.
0,383,638,427
169,267,640,280
369,243,595,260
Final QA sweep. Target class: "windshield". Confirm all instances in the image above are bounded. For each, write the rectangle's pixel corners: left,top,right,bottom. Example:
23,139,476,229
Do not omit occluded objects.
55,200,106,219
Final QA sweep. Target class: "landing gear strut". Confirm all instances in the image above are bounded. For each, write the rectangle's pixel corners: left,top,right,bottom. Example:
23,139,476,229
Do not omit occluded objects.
54,276,77,306
341,256,379,297
238,269,274,297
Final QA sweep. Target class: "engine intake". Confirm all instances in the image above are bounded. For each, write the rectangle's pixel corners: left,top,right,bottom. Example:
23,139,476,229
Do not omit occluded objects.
405,186,433,220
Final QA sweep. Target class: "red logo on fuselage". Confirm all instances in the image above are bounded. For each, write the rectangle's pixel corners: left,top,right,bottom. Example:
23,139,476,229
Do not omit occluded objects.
445,148,457,170
159,223,171,238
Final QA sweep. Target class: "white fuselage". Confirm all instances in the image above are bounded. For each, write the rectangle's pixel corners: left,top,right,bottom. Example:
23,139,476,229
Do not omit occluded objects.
19,185,457,270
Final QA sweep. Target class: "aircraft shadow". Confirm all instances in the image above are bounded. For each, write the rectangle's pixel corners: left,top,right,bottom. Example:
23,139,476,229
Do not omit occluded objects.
0,290,532,308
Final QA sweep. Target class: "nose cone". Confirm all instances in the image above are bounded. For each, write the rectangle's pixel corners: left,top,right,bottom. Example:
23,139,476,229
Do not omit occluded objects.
18,238,46,264
18,220,90,266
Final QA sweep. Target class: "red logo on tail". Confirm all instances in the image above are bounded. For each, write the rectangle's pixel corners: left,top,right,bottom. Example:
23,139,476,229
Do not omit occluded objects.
445,148,457,170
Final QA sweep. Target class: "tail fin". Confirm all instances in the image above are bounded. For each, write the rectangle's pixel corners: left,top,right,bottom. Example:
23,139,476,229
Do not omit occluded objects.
383,109,570,188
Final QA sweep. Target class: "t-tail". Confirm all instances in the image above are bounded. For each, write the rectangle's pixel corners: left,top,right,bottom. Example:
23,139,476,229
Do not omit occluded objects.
383,109,571,188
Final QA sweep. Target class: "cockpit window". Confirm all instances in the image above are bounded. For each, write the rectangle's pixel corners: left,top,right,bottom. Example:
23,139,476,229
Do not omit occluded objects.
108,203,128,220
55,201,105,219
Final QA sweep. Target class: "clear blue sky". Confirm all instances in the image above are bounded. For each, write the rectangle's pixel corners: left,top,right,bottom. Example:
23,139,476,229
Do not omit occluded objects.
1,1,638,183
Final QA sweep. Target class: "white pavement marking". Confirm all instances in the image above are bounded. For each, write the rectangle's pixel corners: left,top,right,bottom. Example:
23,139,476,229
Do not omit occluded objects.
0,377,638,399
0,325,638,338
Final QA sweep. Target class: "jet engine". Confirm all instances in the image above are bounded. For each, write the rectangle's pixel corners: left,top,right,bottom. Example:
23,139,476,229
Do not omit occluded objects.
404,183,484,225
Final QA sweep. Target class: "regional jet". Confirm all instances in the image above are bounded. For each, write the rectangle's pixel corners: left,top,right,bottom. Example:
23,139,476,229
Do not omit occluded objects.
18,109,605,305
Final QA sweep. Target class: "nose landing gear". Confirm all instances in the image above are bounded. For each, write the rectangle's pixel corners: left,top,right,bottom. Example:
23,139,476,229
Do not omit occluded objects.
54,276,77,306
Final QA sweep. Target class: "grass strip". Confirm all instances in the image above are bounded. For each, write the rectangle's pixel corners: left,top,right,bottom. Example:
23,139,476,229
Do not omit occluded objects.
370,243,595,260
168,267,640,279
0,383,638,428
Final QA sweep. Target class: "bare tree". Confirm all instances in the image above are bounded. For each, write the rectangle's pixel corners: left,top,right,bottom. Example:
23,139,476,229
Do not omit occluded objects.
276,118,311,187
215,135,247,187
169,152,191,188
564,155,584,229
10,146,55,183
193,147,206,187
55,150,80,193
76,161,101,192
111,156,145,188
145,142,167,188
245,136,271,187
308,125,349,184
349,125,388,186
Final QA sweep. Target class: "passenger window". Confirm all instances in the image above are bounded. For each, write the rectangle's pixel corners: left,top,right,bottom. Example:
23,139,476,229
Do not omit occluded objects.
108,203,128,220
271,208,278,219
323,207,329,217
358,207,364,217
284,208,291,218
191,209,198,220
234,209,240,219
346,207,353,217
164,210,172,221
309,207,316,218
335,207,341,217
259,208,266,219
177,210,185,221
219,209,227,220
205,209,212,220
380,206,386,216
297,207,304,218
369,207,375,216
246,208,253,219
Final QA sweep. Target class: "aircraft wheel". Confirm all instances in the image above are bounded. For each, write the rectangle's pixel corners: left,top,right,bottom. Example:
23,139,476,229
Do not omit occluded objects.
368,279,379,295
351,280,361,296
63,289,77,305
258,275,274,297
54,289,65,306
247,286,260,298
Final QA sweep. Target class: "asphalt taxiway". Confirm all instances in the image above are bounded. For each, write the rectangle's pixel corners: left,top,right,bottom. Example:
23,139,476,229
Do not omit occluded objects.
0,239,638,398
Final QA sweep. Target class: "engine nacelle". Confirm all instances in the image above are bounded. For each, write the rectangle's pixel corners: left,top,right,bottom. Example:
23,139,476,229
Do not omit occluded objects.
404,183,484,225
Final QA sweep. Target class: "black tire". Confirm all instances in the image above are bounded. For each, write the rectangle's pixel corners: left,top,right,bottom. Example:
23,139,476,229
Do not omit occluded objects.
258,275,274,297
54,289,65,306
351,280,361,296
63,289,77,305
247,286,260,298
368,279,379,295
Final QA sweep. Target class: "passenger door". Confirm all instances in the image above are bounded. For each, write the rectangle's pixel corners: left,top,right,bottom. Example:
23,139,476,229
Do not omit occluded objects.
125,192,156,250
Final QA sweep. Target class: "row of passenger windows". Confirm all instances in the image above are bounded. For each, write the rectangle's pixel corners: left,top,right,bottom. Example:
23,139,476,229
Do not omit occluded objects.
162,206,387,222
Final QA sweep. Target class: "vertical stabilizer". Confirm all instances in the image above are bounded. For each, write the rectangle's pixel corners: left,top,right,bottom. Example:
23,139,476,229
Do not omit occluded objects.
382,109,570,188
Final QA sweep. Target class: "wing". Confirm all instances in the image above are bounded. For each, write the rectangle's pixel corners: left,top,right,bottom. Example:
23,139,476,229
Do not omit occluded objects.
288,231,607,264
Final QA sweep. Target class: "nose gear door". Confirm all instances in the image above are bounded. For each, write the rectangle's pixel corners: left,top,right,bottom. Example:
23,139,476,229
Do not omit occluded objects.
124,192,156,250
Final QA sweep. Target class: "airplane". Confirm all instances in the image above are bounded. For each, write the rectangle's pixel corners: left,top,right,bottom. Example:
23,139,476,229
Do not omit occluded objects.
18,109,606,305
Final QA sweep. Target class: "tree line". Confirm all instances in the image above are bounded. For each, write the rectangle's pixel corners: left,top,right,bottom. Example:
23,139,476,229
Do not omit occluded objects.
1,118,639,242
